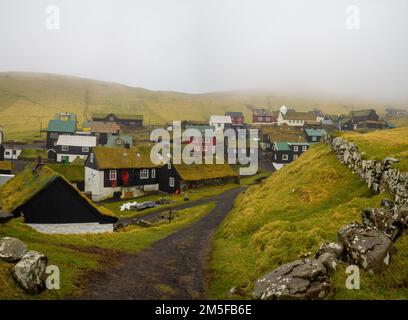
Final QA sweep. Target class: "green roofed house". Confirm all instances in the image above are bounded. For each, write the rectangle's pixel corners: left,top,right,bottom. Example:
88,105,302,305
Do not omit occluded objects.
46,113,78,159
0,165,117,229
92,113,143,129
304,128,327,143
272,141,310,170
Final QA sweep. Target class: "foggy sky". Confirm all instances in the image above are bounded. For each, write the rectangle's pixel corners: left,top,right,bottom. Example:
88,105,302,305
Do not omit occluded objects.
0,0,407,103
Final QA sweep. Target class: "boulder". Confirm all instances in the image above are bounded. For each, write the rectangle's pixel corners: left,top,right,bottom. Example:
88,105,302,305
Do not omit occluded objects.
316,242,344,259
12,251,48,294
338,223,396,272
252,259,330,300
317,253,337,274
0,237,28,262
361,206,408,241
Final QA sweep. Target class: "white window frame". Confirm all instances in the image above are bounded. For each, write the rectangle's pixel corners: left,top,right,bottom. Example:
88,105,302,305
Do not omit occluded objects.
50,132,58,139
140,169,149,179
90,153,94,163
168,162,171,169
82,146,89,153
61,145,69,152
169,177,175,187
312,136,317,141
293,146,299,152
294,154,298,160
302,146,308,151
109,170,117,181
151,169,156,179
282,154,289,161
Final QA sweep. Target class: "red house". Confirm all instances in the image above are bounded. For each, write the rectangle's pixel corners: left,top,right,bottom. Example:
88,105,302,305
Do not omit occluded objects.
225,112,245,126
252,109,276,124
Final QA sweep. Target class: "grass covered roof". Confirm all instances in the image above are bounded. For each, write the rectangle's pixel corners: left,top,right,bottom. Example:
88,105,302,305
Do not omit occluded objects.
0,165,115,218
92,146,161,169
46,163,85,182
0,161,14,171
174,161,237,182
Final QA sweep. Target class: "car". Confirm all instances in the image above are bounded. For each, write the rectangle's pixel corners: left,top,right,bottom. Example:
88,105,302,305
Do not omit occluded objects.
136,201,156,211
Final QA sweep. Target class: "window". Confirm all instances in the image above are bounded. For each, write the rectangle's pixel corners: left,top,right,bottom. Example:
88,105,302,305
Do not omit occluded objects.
90,153,94,163
282,154,289,161
151,169,156,179
82,147,89,153
140,169,149,179
265,117,270,122
302,146,308,151
168,162,171,169
294,154,298,160
61,145,69,152
293,146,299,152
312,136,317,141
258,116,263,122
109,170,117,181
169,177,175,187
50,133,58,139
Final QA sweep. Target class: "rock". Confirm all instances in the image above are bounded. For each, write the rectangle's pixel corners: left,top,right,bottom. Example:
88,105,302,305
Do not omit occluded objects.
361,206,408,241
12,251,48,294
135,219,152,228
228,286,246,297
338,223,396,272
317,253,337,274
381,199,395,209
0,237,28,262
316,242,344,259
252,259,330,300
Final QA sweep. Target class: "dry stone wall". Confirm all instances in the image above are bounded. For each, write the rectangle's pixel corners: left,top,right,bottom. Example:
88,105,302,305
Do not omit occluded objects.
324,136,408,207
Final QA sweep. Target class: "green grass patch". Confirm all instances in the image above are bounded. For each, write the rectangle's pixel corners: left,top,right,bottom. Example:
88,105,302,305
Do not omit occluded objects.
0,202,215,299
209,144,407,299
20,148,48,160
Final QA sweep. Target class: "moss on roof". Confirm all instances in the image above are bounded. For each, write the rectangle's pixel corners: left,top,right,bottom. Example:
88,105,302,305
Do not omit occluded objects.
262,126,306,143
0,165,115,218
46,163,84,182
0,161,14,171
174,161,237,182
92,146,161,169
92,113,143,120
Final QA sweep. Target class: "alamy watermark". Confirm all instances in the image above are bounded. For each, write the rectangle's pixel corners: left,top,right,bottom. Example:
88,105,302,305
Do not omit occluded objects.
149,121,259,176
45,5,60,30
345,5,360,30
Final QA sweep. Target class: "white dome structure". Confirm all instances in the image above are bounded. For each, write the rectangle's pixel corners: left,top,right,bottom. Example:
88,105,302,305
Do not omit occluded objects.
280,105,288,115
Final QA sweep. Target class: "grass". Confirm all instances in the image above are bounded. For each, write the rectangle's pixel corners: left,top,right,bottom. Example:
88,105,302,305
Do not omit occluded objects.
0,202,215,299
20,148,48,160
102,183,239,218
209,143,408,300
239,170,271,186
0,72,387,141
340,127,408,172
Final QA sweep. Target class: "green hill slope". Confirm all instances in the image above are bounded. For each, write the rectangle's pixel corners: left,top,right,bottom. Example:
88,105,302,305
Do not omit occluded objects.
210,143,408,299
0,72,387,140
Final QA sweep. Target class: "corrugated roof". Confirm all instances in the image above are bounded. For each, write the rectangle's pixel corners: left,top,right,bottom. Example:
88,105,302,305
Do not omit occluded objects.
304,128,327,137
274,142,291,151
56,135,96,147
90,121,121,133
92,146,161,169
47,119,76,133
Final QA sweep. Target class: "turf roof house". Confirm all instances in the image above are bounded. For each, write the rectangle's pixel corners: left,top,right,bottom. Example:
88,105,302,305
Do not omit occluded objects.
54,135,96,163
0,165,117,225
90,121,121,145
225,112,245,126
92,113,143,129
159,160,239,193
85,146,162,201
277,106,320,127
252,109,276,124
47,162,85,191
46,113,77,152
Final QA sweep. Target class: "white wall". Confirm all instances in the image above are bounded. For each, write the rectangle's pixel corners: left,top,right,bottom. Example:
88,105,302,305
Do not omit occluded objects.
3,148,22,160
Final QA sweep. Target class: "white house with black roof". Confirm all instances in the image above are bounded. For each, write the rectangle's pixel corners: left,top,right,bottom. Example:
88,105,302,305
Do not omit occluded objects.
55,135,96,163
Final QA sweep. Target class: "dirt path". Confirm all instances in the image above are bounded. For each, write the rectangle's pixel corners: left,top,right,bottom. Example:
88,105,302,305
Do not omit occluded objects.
82,187,244,300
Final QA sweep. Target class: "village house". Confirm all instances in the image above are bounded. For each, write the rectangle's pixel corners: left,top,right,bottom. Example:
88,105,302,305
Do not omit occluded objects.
90,121,121,145
3,145,22,160
47,162,86,191
53,135,96,163
225,112,245,126
271,142,310,168
85,146,162,201
338,109,383,131
261,126,306,151
304,128,327,143
105,134,133,148
385,108,407,116
277,106,319,126
92,113,143,129
338,117,354,131
46,113,77,149
209,115,232,131
0,165,117,226
252,109,276,125
184,124,216,155
159,160,239,194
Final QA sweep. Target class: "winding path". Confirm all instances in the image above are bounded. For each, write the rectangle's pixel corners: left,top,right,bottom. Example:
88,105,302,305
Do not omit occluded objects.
83,187,244,300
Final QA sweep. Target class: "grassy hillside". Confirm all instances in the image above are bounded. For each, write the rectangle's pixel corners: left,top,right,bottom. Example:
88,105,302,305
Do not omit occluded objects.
340,127,408,172
0,72,390,140
210,143,408,299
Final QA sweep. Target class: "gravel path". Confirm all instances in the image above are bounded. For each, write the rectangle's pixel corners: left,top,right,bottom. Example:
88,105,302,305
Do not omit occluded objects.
82,187,244,300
